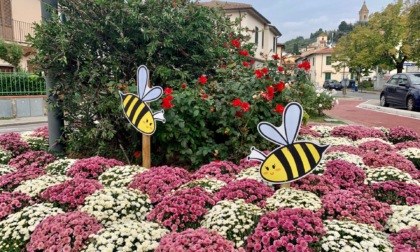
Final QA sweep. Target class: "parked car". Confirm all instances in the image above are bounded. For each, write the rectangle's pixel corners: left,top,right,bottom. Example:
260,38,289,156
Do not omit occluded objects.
380,72,420,111
323,80,343,90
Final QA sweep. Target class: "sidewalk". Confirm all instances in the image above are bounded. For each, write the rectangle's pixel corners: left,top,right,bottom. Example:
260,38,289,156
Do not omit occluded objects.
0,116,48,127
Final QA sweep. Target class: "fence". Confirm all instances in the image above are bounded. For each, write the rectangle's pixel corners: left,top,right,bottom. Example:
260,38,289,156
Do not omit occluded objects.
0,19,34,44
0,72,46,96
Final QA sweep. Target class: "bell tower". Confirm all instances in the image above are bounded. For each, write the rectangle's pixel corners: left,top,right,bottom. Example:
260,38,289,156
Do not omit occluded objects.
359,1,369,22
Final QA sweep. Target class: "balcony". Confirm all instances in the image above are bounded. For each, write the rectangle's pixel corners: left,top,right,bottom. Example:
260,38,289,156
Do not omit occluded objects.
0,19,34,44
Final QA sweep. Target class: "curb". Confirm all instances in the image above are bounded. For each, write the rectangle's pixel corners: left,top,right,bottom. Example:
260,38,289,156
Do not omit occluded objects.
357,101,420,120
0,120,48,128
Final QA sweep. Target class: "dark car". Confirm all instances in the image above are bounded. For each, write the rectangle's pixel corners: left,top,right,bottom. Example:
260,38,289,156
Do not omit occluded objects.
380,73,420,111
323,80,343,90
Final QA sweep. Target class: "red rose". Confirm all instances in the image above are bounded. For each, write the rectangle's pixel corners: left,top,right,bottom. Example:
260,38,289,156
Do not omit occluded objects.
243,61,250,67
231,39,241,48
134,151,141,159
266,86,274,100
262,68,269,74
232,98,242,107
274,104,285,113
181,83,186,88
241,102,250,112
278,66,284,72
272,54,280,60
201,92,208,99
254,70,263,79
164,87,173,95
198,75,207,84
162,95,174,109
274,81,286,92
235,111,243,117
238,50,249,56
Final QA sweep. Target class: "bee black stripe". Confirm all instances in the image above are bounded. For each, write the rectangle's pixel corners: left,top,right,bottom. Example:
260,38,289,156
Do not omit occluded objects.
128,99,142,121
289,144,305,177
133,104,149,126
124,96,135,112
302,144,317,167
273,149,294,180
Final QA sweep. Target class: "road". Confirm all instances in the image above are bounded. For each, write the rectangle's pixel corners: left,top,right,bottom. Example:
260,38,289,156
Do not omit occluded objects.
0,123,47,134
326,89,420,135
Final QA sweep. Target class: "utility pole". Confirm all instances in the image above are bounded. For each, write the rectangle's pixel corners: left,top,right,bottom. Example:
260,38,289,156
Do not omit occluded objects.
42,0,64,153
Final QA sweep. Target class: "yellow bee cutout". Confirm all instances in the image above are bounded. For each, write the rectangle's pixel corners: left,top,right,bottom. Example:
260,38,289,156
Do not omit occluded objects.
120,65,165,135
248,102,329,184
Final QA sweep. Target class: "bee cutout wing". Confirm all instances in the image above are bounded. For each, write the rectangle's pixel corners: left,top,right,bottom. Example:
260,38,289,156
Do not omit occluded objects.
137,65,163,102
257,102,303,146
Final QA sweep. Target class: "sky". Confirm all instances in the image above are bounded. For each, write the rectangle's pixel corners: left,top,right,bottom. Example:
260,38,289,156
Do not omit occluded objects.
200,0,397,42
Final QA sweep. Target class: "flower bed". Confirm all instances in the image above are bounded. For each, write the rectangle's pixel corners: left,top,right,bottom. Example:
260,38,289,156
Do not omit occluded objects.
0,124,419,251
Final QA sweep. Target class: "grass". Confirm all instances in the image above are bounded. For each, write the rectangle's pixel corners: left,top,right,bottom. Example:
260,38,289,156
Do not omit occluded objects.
309,114,346,125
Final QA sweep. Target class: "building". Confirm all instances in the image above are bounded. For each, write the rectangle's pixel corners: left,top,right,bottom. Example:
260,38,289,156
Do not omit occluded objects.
359,1,369,22
198,0,282,64
0,0,41,72
296,47,349,87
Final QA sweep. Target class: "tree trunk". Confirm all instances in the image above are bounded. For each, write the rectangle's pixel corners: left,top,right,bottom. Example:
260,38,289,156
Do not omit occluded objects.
396,61,404,73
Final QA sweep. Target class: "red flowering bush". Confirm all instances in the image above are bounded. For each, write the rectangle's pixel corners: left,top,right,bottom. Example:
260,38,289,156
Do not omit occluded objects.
192,161,243,182
0,167,46,191
291,174,339,197
320,190,392,230
0,132,30,157
156,228,241,252
325,145,362,155
214,179,274,207
8,151,56,170
323,160,366,190
246,207,325,252
66,156,123,179
0,192,33,220
388,126,419,144
40,178,103,210
389,226,420,252
30,126,49,139
330,125,387,141
358,140,395,153
26,211,103,252
362,152,418,178
147,187,216,232
128,165,191,203
394,140,420,150
370,181,420,206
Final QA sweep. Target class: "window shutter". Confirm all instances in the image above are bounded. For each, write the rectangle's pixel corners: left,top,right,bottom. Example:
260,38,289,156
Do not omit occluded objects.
261,31,264,49
0,0,12,26
255,26,259,45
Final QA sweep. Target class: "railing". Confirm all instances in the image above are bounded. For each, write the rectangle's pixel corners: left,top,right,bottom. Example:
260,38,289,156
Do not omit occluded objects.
0,19,34,44
0,72,45,96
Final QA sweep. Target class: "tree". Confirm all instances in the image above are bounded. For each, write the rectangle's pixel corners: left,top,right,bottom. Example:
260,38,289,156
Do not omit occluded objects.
29,0,241,161
333,1,418,74
0,40,23,69
408,0,420,64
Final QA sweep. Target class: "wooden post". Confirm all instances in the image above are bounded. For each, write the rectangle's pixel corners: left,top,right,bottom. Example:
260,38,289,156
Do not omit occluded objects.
142,134,151,168
281,183,290,188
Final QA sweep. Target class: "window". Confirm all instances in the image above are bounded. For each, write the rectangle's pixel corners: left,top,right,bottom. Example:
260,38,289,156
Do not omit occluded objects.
326,56,331,65
325,73,331,80
399,76,408,85
312,57,315,66
255,26,259,45
388,75,399,85
261,30,264,49
273,37,276,53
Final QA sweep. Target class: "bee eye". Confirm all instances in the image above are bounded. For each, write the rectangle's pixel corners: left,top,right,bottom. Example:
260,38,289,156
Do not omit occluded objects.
272,164,275,169
146,119,148,123
149,123,152,126
265,167,269,171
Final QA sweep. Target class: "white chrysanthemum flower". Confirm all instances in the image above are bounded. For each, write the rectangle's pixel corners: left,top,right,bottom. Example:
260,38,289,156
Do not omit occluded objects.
373,127,390,135
0,203,64,251
321,220,392,252
398,147,420,159
0,147,12,164
176,177,226,193
318,137,355,146
80,187,152,227
386,205,420,232
85,220,169,252
234,167,273,187
13,175,70,197
313,151,368,175
0,164,16,176
365,166,418,185
310,125,334,137
354,137,393,146
265,187,322,212
201,199,263,248
98,165,148,188
45,158,77,175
